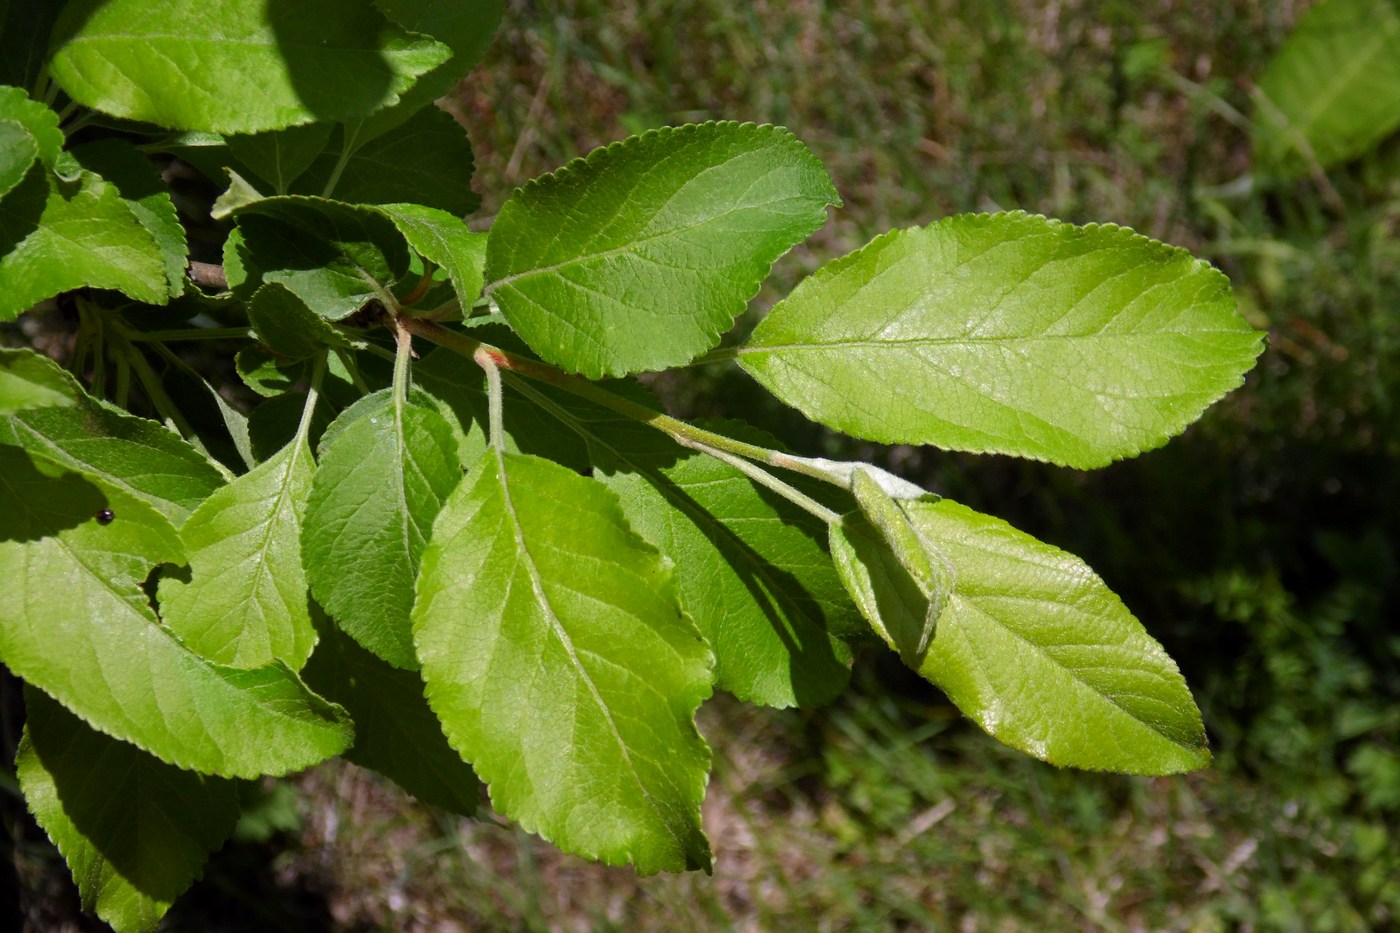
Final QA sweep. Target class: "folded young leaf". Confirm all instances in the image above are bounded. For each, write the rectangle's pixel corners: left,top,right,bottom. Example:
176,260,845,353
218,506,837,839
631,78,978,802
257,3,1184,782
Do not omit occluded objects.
830,497,1210,775
741,212,1264,469
0,445,353,778
0,346,82,413
231,196,412,320
18,687,241,933
0,86,62,200
47,0,451,134
302,615,481,816
414,451,714,873
485,122,840,378
847,469,948,662
303,391,462,669
159,436,318,670
1253,0,1400,178
0,162,171,320
297,106,480,214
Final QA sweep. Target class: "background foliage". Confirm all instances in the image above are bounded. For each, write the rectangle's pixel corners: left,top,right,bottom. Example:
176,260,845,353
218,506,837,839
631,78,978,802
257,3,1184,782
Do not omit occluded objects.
5,0,1397,929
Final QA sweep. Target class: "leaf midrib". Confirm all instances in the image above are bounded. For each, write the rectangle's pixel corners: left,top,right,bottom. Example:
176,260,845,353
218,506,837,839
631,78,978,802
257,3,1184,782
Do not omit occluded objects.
490,450,660,814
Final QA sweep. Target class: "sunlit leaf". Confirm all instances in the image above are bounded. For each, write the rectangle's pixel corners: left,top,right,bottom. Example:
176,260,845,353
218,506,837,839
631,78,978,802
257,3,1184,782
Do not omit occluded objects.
830,498,1210,774
48,0,451,134
159,435,318,669
486,122,840,377
0,445,352,778
414,451,713,873
304,390,462,668
741,212,1263,468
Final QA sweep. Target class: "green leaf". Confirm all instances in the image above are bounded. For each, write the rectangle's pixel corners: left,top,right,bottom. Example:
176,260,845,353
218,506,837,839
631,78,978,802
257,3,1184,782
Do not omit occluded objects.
1253,0,1400,178
376,203,487,307
236,347,306,398
17,687,241,933
246,282,348,360
158,434,318,670
298,106,480,214
353,0,505,142
302,614,481,816
303,391,462,669
47,0,451,134
227,122,335,195
0,346,80,413
0,445,353,777
0,119,36,200
0,395,226,526
741,212,1264,469
414,451,713,873
0,163,170,320
0,86,62,200
829,497,1210,774
570,409,857,708
68,139,190,298
232,196,411,320
209,167,267,220
485,122,840,378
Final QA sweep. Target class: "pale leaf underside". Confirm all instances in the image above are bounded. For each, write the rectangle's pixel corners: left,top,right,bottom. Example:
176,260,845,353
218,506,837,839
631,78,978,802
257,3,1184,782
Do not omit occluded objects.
413,451,713,873
831,498,1210,775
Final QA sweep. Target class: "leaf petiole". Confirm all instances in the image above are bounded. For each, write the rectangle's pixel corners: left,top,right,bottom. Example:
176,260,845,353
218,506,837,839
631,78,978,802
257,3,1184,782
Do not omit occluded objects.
401,318,913,518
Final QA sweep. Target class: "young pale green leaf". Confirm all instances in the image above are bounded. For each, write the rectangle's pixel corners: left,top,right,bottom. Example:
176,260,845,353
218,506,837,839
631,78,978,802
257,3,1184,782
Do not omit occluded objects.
246,283,348,360
297,106,480,214
0,445,353,777
485,122,840,378
159,435,318,670
352,0,505,143
302,614,481,816
0,396,226,526
830,497,1210,774
303,392,462,669
18,687,241,933
414,451,714,873
232,196,411,320
1253,0,1400,178
0,86,62,199
47,0,451,134
0,346,81,413
227,123,335,195
68,140,190,298
740,212,1263,469
376,203,487,308
559,405,858,708
0,164,170,320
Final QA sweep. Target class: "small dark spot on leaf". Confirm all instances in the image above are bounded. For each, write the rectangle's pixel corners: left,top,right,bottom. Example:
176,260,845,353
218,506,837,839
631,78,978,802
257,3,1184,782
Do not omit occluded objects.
96,509,115,525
